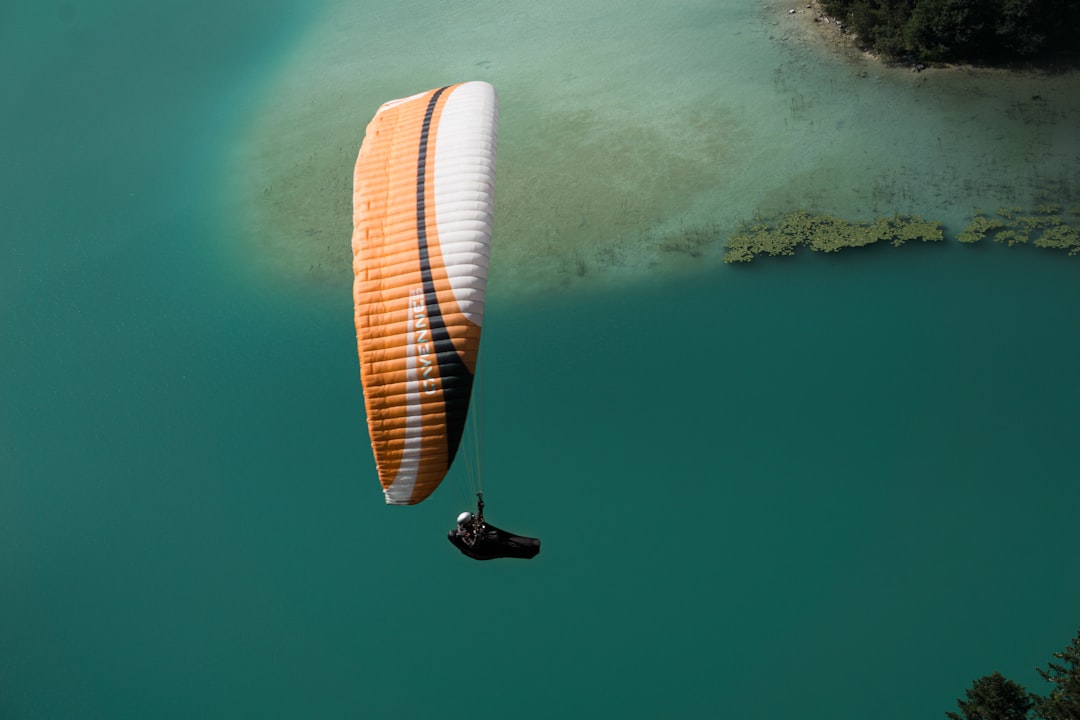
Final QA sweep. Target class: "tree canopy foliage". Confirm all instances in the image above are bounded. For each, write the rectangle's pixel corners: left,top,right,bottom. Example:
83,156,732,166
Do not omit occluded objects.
1032,630,1080,720
948,629,1080,720
819,0,1080,63
947,672,1033,720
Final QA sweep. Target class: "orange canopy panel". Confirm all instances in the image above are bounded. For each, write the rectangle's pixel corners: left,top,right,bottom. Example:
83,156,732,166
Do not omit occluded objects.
352,82,497,505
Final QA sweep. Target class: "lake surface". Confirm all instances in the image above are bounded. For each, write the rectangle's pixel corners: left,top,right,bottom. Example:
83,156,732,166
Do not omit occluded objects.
3,1,1079,718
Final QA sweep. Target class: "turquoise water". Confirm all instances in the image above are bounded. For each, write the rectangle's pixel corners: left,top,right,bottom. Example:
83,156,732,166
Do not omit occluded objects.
3,1,1079,719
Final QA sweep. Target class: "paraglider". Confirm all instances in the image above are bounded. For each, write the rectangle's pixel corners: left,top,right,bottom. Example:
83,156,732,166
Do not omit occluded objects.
448,494,541,561
351,81,539,560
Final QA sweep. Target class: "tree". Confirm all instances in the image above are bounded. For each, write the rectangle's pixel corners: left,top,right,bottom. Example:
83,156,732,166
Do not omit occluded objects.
947,671,1033,720
1032,629,1080,720
819,0,1079,63
994,0,1046,57
906,0,996,61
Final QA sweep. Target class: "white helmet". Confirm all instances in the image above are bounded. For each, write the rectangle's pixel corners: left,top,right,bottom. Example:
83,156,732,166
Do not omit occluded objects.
457,511,475,525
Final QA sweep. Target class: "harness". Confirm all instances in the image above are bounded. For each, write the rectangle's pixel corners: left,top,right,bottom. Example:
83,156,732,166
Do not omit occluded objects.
460,492,488,548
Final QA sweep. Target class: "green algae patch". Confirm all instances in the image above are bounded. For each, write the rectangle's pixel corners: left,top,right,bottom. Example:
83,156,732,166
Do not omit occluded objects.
1035,224,1080,255
724,212,943,263
726,207,1080,264
957,206,1080,255
957,211,1006,243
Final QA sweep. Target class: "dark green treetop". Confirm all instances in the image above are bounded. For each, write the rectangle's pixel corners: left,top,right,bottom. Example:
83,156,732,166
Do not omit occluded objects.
947,671,1033,720
1032,629,1080,720
819,0,1080,64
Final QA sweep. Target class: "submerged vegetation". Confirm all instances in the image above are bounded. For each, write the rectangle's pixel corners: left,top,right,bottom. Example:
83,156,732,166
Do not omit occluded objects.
958,206,1080,254
819,0,1080,64
723,205,1080,262
724,211,943,262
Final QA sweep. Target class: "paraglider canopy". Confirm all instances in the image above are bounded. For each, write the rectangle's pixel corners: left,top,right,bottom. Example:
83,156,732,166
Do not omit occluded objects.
352,81,498,506
352,82,540,559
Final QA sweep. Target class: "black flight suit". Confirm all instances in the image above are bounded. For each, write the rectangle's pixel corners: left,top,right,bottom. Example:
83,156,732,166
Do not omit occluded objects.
448,521,541,560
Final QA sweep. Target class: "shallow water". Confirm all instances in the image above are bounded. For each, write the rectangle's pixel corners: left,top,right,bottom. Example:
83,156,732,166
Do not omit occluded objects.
3,1,1079,718
228,0,1080,297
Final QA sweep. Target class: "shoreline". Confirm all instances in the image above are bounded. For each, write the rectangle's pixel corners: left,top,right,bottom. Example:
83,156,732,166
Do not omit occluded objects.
780,0,1080,75
775,0,884,67
776,0,946,74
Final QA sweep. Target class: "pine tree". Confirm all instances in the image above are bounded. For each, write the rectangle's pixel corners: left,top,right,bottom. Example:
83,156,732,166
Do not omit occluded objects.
947,672,1033,720
1032,629,1080,720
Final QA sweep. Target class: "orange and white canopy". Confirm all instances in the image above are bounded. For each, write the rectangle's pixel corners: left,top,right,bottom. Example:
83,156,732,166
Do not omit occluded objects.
352,81,497,505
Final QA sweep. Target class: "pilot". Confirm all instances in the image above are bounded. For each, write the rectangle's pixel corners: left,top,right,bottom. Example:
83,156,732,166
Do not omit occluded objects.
447,500,540,561
453,511,478,546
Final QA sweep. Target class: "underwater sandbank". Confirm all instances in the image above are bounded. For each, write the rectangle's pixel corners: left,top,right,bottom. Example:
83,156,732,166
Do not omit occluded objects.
223,0,1080,299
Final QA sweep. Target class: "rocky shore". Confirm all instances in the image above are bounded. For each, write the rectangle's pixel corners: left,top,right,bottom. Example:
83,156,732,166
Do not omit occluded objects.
778,0,931,72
